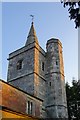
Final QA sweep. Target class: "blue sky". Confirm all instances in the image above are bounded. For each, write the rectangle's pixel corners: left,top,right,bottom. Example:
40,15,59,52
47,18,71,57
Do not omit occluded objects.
0,2,2,81
2,2,78,84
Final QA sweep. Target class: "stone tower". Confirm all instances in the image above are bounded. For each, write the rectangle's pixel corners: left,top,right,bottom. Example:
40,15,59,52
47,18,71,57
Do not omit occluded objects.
45,39,68,118
7,22,46,117
7,22,68,118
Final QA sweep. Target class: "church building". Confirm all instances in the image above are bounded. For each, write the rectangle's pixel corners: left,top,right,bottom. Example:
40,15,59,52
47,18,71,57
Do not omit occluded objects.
6,21,68,118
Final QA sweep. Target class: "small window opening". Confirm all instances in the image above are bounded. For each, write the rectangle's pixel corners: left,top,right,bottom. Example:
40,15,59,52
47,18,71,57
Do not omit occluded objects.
17,60,23,70
56,61,58,65
42,62,44,71
50,82,51,86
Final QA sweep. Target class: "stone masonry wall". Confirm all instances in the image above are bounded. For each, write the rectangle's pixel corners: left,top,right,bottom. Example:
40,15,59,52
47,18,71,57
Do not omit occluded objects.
7,47,34,81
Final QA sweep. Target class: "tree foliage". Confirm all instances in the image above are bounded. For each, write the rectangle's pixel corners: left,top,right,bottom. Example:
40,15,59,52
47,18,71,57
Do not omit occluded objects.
66,80,80,119
61,1,80,28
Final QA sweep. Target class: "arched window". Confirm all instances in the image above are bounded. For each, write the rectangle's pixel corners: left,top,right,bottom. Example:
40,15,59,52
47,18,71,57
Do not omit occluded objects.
17,60,23,70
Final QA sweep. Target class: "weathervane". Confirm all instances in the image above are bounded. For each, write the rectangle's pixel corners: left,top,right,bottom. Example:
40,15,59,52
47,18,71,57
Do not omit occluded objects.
30,15,34,23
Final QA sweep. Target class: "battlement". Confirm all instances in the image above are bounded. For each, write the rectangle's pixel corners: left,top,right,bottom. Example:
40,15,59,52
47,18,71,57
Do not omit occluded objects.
46,38,62,47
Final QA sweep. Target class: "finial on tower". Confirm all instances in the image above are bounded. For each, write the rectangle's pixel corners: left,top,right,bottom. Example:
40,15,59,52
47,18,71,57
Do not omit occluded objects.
30,15,34,24
25,15,39,46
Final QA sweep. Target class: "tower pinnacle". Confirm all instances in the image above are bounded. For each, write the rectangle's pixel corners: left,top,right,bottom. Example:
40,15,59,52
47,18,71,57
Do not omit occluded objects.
25,21,39,46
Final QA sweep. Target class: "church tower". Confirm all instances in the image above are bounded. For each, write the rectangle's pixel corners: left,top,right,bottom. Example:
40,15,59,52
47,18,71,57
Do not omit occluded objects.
7,22,68,118
7,22,46,117
45,38,68,118
7,22,38,95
